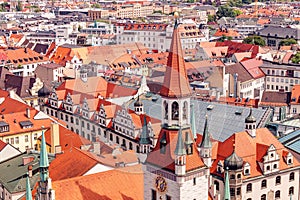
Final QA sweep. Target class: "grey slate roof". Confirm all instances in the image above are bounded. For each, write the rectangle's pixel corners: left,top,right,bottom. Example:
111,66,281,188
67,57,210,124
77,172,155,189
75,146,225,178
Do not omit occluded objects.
129,96,270,142
0,151,54,194
256,26,300,40
279,130,300,154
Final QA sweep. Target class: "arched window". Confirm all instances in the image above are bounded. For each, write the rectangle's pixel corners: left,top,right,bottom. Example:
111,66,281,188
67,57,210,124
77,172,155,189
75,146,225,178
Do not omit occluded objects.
171,101,179,120
275,190,280,198
261,180,267,188
163,101,168,120
129,142,133,150
98,128,101,135
245,169,250,175
275,176,281,185
230,174,235,180
273,164,277,169
214,180,219,191
289,187,294,195
290,172,295,181
246,183,252,192
183,101,188,119
116,136,119,144
261,194,266,200
237,174,241,179
110,133,113,141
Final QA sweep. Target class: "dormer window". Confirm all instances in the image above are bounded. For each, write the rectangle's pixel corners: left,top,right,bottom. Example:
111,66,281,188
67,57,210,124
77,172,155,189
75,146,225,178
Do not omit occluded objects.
19,120,33,129
0,121,9,133
243,162,250,176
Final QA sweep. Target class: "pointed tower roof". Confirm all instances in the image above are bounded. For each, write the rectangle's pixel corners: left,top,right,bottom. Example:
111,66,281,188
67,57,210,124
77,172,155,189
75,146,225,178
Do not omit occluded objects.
199,115,212,148
26,174,32,200
190,104,197,139
40,131,49,168
175,128,186,156
134,95,143,107
245,108,256,123
139,115,151,145
224,168,231,200
160,14,192,98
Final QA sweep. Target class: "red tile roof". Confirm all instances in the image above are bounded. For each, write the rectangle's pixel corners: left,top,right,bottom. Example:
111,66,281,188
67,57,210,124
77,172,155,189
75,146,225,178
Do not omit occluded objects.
208,128,300,179
160,24,192,98
0,140,7,151
146,128,205,172
49,147,103,181
53,165,143,200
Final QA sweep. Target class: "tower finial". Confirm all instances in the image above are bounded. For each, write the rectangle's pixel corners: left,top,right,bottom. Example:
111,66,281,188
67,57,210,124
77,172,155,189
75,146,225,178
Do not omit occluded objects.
174,12,179,28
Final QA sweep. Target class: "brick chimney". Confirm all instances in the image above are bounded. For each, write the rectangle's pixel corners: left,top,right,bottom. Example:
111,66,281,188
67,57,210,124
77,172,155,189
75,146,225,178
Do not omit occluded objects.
28,165,32,178
50,121,61,154
93,142,100,156
26,108,30,119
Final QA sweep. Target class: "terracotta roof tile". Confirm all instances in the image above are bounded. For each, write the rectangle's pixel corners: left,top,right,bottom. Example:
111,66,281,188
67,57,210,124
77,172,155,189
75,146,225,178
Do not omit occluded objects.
53,165,143,200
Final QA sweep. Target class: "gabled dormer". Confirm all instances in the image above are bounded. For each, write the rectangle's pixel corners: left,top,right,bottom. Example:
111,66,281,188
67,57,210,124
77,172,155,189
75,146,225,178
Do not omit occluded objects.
48,90,58,108
98,104,107,126
243,162,251,176
113,108,135,138
63,93,74,113
81,98,90,119
283,151,294,165
262,144,280,174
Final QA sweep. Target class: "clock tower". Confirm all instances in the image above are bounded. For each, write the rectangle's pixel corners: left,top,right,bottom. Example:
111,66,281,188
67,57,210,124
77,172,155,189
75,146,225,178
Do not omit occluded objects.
143,13,210,200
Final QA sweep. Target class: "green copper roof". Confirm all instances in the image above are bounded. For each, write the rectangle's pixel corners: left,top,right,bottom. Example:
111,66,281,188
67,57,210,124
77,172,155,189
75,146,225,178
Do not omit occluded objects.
139,115,151,145
26,175,32,200
199,115,212,148
40,131,49,168
40,131,49,182
190,104,196,139
175,128,186,156
224,168,231,200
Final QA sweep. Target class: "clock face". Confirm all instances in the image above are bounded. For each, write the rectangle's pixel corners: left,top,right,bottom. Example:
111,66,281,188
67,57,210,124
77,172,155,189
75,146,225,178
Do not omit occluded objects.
155,176,167,193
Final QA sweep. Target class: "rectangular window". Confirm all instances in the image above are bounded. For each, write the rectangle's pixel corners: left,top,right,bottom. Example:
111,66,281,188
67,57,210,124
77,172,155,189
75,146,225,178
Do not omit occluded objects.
10,138,14,144
230,188,235,197
34,133,37,140
15,137,19,144
25,135,29,142
193,177,196,185
166,195,171,200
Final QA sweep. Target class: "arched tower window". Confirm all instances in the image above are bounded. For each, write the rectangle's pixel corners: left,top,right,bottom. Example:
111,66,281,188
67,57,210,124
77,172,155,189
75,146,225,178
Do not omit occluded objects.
163,101,168,120
183,101,188,119
172,101,179,120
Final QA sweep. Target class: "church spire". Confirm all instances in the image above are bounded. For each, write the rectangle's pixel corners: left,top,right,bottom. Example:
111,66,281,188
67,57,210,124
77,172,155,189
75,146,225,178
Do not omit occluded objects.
26,174,32,200
175,128,186,156
140,116,150,145
40,131,49,182
224,168,231,200
199,115,212,149
160,12,192,98
190,104,196,139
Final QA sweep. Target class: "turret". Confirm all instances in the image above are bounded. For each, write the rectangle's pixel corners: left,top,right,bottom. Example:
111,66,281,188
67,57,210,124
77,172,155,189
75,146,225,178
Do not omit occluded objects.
26,173,32,200
245,108,256,137
198,115,212,167
224,168,231,200
190,104,196,139
134,95,144,115
37,131,55,200
175,128,186,176
139,115,151,154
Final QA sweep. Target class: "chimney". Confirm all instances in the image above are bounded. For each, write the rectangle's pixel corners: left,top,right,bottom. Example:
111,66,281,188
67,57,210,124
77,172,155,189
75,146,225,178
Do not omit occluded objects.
28,165,32,178
50,122,61,154
93,142,100,156
26,108,30,119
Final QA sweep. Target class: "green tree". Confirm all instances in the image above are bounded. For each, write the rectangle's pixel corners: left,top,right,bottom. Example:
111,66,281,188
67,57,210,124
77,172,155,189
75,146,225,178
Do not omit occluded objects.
216,6,241,19
227,0,242,7
16,1,22,11
279,39,297,46
243,35,266,46
291,52,300,64
91,3,101,8
208,14,216,23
